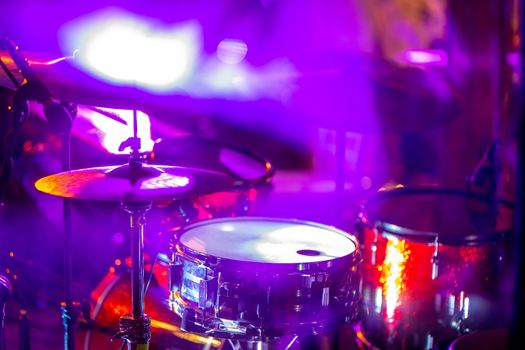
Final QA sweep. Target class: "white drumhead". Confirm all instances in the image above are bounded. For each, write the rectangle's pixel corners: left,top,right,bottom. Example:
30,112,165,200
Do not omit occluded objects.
180,217,357,263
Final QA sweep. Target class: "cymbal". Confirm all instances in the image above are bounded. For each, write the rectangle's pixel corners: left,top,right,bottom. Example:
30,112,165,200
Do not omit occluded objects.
34,163,236,202
2,50,461,132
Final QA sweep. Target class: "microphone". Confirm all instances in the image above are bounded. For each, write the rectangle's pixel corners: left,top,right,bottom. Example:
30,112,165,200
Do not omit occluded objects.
1,37,72,134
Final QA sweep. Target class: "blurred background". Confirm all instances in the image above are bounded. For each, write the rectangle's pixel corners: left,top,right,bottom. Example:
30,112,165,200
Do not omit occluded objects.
0,0,520,349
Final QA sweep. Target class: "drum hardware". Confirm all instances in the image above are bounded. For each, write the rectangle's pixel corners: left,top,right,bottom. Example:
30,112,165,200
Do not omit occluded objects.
79,254,224,349
34,103,235,350
114,201,152,349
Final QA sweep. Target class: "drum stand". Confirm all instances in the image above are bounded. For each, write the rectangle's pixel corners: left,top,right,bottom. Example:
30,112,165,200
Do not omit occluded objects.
115,112,152,349
117,201,152,350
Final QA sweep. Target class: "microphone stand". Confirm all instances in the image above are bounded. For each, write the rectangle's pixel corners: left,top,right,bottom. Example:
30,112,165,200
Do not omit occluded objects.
1,41,29,350
2,37,77,350
0,275,12,350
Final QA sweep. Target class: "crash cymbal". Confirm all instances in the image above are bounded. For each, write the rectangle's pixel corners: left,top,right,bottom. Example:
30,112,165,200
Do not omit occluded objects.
1,49,461,132
34,163,236,202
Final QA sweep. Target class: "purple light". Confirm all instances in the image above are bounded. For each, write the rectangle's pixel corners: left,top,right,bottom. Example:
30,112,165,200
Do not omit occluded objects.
403,49,448,66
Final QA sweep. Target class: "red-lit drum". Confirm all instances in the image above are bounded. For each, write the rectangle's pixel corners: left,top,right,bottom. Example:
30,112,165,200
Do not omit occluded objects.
78,257,223,350
358,187,513,349
169,217,360,341
150,137,274,226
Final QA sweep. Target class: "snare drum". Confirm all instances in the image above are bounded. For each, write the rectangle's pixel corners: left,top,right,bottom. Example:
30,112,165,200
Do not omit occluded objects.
358,187,513,349
169,217,360,341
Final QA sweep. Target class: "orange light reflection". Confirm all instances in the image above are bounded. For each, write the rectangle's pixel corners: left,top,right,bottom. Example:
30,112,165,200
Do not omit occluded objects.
380,236,409,320
150,319,222,347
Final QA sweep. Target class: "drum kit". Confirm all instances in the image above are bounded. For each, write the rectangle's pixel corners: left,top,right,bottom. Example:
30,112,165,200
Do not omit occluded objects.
0,37,515,350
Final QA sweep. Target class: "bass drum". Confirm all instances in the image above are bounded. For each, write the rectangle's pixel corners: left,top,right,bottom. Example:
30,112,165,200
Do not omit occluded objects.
358,187,514,350
77,256,223,350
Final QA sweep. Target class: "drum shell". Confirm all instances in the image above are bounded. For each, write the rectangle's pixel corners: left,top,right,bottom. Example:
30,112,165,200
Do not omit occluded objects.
169,218,361,340
358,216,509,349
360,222,505,301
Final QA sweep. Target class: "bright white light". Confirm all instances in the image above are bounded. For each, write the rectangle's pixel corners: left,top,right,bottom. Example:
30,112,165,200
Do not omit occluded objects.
140,173,189,190
403,49,448,66
220,224,236,232
217,39,248,64
60,8,296,99
80,106,155,155
61,8,201,91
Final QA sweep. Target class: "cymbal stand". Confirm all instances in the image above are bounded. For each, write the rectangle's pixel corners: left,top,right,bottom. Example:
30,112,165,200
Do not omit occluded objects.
115,110,152,350
57,102,78,350
118,201,152,349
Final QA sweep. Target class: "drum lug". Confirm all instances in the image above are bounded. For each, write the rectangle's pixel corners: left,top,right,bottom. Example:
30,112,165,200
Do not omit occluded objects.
217,298,239,320
199,277,217,309
169,261,183,294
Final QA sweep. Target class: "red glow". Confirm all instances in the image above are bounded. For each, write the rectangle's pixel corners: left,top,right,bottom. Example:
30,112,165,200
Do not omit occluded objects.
362,223,501,335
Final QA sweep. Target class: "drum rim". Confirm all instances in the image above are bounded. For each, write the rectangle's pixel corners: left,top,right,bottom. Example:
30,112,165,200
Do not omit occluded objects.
174,216,359,267
361,186,514,245
151,136,275,188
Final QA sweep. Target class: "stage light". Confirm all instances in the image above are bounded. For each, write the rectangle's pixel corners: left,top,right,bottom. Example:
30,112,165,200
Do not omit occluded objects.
402,49,448,66
60,8,201,92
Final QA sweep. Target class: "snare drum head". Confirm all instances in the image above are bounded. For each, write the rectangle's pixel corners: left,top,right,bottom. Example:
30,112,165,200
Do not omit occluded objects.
179,217,357,263
364,187,514,244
